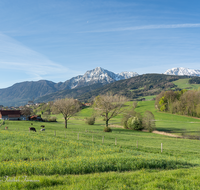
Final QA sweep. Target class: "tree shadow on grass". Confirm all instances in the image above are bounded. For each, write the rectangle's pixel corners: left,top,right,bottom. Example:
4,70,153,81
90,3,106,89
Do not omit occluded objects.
156,127,185,134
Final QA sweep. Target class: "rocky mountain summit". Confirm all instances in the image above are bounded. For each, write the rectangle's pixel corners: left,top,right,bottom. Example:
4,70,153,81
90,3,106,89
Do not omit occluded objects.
164,67,200,76
66,67,138,89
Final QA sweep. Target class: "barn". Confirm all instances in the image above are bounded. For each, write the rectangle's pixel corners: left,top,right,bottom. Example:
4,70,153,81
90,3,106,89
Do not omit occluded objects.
0,110,26,120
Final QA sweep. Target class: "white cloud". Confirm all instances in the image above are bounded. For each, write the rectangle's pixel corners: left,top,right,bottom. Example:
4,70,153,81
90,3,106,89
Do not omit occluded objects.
0,32,69,80
81,23,200,33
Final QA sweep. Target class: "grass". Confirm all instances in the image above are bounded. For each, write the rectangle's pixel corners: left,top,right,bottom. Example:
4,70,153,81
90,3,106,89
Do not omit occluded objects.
173,78,200,90
2,101,200,189
135,101,200,135
141,95,156,100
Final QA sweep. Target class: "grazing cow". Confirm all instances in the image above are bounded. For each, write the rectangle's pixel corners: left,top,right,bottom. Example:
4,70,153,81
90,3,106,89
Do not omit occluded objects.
5,126,8,130
40,128,45,131
31,123,33,125
29,127,36,132
41,125,45,128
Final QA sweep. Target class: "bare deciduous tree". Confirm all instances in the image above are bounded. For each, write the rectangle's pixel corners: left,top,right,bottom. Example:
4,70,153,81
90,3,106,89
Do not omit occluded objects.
143,110,155,132
52,98,81,128
21,106,32,121
93,93,128,129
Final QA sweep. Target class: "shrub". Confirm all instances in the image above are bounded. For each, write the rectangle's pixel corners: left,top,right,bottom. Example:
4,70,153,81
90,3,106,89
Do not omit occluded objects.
121,109,137,129
103,127,112,132
127,116,143,131
48,117,57,122
85,117,95,125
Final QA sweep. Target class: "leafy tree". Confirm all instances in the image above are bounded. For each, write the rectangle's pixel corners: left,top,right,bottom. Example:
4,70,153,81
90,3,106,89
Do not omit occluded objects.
93,93,128,131
52,98,81,128
155,89,200,118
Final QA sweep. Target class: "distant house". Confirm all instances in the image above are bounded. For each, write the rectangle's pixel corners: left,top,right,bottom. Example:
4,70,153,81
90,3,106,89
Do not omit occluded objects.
82,103,92,107
0,110,26,120
29,115,43,121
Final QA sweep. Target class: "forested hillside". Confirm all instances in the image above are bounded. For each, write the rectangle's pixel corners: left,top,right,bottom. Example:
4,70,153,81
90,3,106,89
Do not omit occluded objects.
36,74,190,103
189,77,200,84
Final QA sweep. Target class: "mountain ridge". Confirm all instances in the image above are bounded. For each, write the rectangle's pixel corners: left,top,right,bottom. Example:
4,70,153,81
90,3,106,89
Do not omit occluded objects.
164,67,200,76
0,67,138,106
36,74,190,103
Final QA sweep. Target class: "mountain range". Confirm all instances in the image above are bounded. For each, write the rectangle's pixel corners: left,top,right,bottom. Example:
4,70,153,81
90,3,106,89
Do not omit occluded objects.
164,67,200,76
0,66,199,106
0,67,138,106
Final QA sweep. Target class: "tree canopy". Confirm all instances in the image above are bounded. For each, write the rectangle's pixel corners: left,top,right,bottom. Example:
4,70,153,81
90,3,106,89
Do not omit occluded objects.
93,93,128,129
52,98,81,128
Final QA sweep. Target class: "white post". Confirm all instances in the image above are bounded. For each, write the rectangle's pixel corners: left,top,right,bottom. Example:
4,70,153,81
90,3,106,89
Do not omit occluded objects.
161,143,163,153
54,130,56,136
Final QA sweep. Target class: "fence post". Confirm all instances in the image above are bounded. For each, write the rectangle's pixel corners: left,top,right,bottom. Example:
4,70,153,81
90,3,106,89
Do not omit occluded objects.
54,130,56,136
102,136,104,143
115,138,117,145
161,143,163,153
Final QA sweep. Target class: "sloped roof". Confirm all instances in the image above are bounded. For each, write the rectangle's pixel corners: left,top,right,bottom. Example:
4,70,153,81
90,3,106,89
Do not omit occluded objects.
0,110,21,116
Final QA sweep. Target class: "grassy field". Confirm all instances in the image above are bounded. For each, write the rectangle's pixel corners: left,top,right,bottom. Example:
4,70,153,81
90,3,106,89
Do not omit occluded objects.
1,101,200,189
135,101,200,136
173,78,200,90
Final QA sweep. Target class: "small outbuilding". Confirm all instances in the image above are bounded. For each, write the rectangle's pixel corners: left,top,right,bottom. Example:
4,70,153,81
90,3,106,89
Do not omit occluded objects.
29,115,43,121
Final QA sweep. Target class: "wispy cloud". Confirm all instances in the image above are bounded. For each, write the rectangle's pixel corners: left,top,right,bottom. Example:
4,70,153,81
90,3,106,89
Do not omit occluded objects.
0,32,70,81
80,23,200,33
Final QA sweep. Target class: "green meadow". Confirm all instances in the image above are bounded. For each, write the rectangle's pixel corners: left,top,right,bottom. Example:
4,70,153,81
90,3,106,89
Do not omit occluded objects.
1,101,200,189
173,78,200,90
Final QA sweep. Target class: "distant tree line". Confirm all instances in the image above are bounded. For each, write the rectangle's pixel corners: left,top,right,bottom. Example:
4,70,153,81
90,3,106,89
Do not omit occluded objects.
189,77,200,84
155,89,200,117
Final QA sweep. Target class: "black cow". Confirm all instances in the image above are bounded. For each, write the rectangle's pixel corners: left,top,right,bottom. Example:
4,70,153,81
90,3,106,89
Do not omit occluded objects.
29,127,36,132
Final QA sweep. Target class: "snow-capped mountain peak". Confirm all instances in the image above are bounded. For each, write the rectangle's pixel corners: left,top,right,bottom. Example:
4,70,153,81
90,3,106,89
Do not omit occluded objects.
64,67,138,89
164,67,200,76
118,71,139,79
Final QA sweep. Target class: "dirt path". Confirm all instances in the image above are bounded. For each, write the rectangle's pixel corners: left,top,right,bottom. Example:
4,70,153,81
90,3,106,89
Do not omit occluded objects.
109,125,182,138
151,130,181,138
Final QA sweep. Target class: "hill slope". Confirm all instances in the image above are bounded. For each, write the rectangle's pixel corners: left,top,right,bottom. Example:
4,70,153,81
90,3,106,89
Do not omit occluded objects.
36,74,190,103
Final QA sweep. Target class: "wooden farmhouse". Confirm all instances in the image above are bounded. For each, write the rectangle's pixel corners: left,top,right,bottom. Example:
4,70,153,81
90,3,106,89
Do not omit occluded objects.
0,110,26,120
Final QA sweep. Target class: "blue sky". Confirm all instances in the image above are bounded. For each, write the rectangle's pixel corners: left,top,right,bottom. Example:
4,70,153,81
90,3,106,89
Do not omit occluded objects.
0,0,200,88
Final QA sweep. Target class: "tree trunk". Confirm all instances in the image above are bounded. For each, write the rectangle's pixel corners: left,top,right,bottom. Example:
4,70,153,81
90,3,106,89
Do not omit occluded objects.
106,113,109,127
65,118,67,128
106,119,108,127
